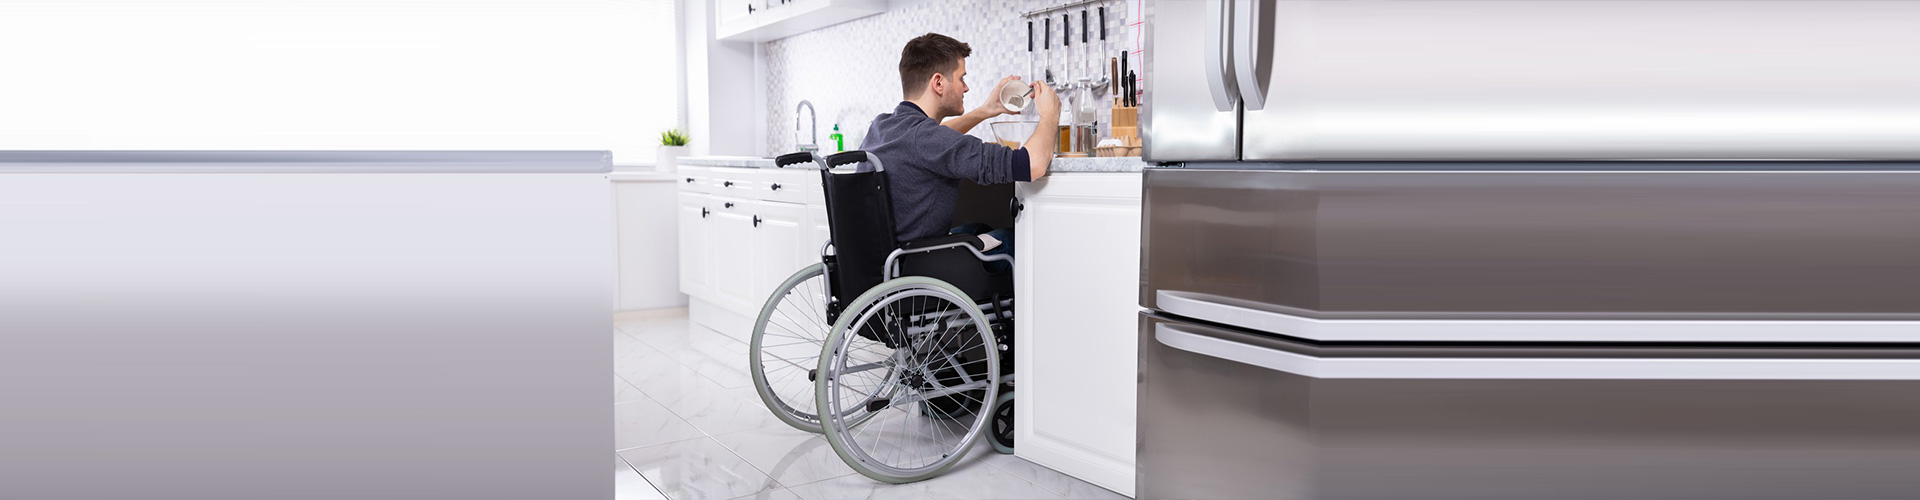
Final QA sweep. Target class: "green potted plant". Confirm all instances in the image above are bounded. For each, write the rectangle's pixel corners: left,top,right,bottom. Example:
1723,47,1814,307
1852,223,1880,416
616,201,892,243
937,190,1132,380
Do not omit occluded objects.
656,128,690,173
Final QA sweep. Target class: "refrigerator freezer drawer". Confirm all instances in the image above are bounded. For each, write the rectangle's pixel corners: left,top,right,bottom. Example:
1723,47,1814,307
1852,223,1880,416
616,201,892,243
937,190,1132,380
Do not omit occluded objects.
1137,313,1920,500
1141,168,1920,322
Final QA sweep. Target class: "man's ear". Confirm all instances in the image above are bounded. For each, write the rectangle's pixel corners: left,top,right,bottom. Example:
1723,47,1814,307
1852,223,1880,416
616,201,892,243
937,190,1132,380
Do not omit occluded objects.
927,73,946,98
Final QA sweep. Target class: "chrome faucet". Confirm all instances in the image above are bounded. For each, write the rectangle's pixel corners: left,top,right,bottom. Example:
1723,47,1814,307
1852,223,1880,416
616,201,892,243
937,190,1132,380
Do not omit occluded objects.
795,100,818,153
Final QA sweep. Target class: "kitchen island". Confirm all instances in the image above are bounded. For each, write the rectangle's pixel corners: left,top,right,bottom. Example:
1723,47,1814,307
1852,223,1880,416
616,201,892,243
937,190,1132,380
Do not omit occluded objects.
0,151,613,500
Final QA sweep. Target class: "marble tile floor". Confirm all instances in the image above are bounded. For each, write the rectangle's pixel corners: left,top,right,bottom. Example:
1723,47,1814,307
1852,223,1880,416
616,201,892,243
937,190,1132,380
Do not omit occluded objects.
613,309,1128,500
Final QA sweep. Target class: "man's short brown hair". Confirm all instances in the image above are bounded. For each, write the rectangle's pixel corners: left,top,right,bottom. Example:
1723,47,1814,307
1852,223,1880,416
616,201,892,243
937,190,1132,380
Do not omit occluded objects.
899,33,972,97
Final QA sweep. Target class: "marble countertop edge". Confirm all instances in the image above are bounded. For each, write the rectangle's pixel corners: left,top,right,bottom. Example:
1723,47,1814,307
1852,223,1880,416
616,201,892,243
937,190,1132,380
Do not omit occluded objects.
679,155,1148,173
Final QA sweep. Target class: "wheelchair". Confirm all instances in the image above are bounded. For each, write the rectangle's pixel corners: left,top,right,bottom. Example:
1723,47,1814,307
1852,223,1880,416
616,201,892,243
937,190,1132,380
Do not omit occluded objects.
747,150,1017,483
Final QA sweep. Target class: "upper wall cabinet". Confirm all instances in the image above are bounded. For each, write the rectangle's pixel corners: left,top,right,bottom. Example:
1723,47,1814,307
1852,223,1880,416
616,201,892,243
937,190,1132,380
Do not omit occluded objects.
715,0,888,42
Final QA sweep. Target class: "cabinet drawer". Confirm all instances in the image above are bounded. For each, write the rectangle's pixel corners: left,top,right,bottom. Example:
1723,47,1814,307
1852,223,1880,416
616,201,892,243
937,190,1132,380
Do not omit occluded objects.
704,166,761,194
675,166,711,194
758,169,820,205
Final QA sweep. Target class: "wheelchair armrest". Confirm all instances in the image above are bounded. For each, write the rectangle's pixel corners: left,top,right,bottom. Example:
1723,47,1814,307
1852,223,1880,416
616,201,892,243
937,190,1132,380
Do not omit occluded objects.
900,233,985,252
888,234,1015,302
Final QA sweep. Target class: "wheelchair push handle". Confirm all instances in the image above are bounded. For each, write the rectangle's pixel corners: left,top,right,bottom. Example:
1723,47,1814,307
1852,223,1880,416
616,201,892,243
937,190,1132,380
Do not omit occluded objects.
774,152,822,169
825,150,885,172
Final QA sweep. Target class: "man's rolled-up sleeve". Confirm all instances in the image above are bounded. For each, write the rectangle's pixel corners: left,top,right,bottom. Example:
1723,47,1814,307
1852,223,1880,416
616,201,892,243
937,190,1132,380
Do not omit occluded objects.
934,134,1032,184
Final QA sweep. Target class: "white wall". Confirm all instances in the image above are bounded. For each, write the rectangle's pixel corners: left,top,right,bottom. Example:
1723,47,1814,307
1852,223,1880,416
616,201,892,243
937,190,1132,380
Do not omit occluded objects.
683,0,768,157
0,1,677,164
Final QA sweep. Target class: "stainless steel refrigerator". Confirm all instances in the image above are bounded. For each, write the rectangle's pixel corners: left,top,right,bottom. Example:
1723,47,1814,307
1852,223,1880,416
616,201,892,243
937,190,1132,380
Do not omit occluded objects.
1137,1,1920,498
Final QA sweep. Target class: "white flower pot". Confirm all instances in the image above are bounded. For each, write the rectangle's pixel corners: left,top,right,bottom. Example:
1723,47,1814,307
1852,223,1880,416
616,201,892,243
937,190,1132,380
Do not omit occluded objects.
655,145,687,173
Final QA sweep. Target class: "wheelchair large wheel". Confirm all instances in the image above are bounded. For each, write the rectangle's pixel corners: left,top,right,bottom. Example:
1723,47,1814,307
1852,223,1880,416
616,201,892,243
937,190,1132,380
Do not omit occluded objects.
749,263,834,433
817,277,999,484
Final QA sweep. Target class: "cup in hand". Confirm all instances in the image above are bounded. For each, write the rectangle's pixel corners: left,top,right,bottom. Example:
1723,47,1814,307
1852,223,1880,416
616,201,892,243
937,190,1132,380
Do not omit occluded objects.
1000,80,1033,114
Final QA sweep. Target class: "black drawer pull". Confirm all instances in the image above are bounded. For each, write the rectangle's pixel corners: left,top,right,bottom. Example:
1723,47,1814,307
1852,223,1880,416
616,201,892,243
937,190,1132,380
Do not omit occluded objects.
685,177,695,183
723,181,734,187
753,215,763,227
724,202,734,209
771,183,783,191
701,207,709,218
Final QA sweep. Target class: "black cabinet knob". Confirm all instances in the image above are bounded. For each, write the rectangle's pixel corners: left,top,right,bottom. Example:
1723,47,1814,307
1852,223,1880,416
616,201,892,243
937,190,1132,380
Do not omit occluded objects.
771,183,783,191
725,202,735,209
753,215,763,227
1010,197,1025,218
685,177,695,183
724,181,735,187
701,207,709,218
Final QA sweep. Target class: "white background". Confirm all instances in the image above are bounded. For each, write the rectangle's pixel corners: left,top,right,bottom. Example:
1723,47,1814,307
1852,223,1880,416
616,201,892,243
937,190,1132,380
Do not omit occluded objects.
0,0,676,164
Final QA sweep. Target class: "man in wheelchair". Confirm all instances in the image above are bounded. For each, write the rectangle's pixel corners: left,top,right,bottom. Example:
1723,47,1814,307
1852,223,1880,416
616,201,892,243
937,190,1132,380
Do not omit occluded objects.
750,33,1060,484
858,32,1061,269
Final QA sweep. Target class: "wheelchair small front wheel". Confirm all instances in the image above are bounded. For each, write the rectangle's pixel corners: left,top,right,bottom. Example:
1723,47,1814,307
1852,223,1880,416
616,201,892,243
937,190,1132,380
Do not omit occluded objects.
749,263,834,433
817,277,999,484
990,390,1015,454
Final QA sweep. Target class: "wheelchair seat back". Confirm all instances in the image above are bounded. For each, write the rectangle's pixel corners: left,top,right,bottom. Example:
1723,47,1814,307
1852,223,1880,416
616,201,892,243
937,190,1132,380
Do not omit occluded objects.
819,152,902,320
818,151,1014,329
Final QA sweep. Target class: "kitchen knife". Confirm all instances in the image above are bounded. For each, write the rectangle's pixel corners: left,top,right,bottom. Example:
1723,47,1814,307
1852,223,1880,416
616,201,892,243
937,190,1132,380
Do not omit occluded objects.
1121,70,1136,106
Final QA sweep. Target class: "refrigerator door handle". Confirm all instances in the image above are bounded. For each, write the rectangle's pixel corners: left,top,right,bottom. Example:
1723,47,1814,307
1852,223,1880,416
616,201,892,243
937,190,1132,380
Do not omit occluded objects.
1231,0,1270,110
1154,320,1920,381
1203,0,1239,111
1156,322,1316,376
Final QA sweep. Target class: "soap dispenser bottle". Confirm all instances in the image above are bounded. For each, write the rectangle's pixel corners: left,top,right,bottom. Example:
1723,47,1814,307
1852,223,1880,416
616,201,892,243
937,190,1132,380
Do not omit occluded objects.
829,124,844,152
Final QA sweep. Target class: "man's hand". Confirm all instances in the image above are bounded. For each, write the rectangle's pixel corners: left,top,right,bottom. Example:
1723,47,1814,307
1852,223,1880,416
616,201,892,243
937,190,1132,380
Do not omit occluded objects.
1022,80,1062,180
978,75,1023,117
1031,80,1060,119
944,75,1026,134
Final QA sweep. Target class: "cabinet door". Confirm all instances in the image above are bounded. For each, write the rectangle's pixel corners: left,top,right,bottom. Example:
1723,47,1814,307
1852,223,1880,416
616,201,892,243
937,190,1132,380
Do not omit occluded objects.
1014,174,1144,496
676,192,710,297
708,196,758,315
617,181,683,311
716,0,756,30
751,200,807,306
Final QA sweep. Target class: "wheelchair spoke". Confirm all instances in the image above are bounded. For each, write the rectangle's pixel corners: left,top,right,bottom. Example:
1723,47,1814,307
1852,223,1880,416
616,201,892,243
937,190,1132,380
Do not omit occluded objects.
794,278,825,325
816,280,1001,481
750,266,835,433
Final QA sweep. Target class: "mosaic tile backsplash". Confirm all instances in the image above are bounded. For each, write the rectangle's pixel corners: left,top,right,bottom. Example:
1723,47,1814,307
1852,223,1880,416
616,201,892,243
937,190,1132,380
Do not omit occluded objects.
764,0,1141,157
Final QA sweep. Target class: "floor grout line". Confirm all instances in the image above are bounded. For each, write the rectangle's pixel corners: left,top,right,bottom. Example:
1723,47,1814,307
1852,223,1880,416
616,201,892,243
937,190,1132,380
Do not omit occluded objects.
617,451,672,499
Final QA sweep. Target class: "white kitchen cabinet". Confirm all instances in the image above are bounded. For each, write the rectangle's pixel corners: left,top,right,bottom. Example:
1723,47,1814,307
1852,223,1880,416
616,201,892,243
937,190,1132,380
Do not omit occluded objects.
677,191,712,298
612,173,687,311
716,0,755,29
714,0,888,42
678,164,828,341
708,197,759,315
751,199,808,302
1014,173,1144,497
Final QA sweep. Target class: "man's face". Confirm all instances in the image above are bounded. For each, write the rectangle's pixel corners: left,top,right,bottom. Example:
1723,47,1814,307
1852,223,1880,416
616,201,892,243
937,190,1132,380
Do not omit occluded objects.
940,58,969,116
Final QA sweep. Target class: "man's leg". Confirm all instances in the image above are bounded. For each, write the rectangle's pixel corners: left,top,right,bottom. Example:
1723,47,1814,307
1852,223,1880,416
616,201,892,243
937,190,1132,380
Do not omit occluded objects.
948,222,993,236
981,227,1013,273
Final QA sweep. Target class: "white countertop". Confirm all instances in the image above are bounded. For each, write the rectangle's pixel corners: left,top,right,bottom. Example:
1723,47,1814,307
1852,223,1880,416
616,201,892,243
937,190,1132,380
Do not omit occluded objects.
679,155,1147,173
608,170,680,182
